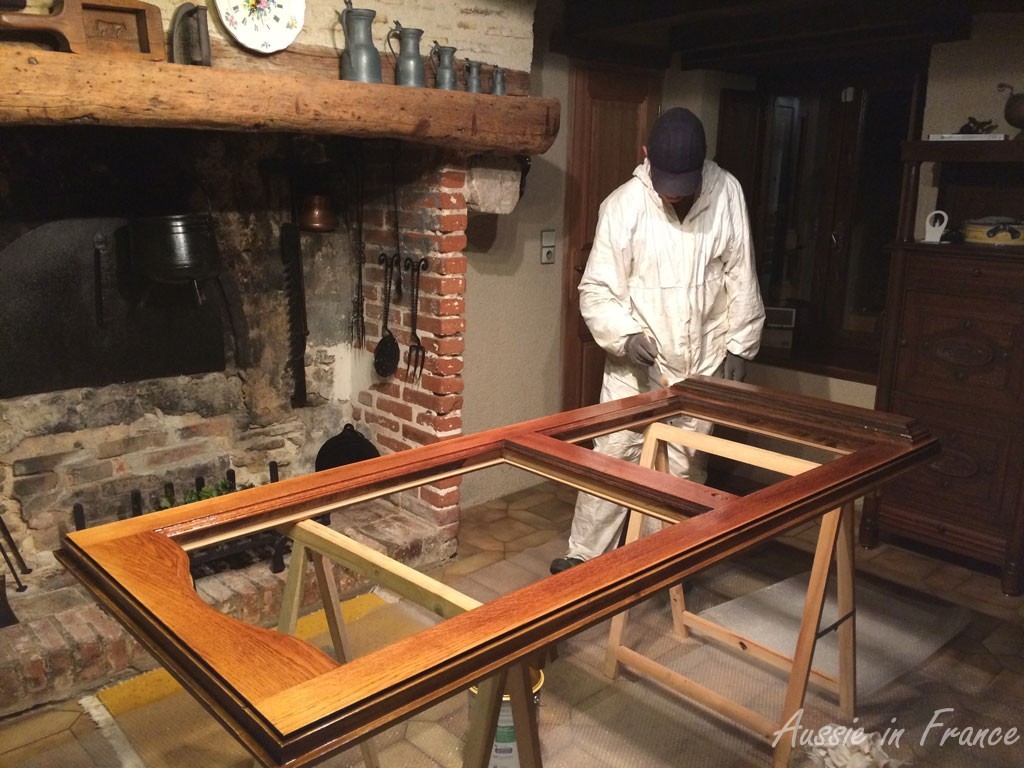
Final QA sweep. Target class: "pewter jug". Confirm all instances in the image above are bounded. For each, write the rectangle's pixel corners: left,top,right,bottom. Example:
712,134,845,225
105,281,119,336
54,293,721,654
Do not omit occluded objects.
491,66,505,96
387,21,425,87
430,41,457,90
465,60,482,93
340,0,382,83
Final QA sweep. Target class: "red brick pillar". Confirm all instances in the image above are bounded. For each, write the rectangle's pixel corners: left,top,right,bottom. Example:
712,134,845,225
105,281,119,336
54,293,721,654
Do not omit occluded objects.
355,146,466,537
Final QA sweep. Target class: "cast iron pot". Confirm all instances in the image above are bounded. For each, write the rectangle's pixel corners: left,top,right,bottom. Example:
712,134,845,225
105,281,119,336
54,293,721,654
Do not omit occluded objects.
128,213,222,283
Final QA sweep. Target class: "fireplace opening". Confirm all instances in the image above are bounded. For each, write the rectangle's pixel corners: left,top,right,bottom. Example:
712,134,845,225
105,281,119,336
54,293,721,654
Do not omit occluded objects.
0,127,259,398
0,217,232,398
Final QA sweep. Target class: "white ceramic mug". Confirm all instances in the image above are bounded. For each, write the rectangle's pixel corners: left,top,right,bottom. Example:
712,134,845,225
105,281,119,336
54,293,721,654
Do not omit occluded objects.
924,210,948,243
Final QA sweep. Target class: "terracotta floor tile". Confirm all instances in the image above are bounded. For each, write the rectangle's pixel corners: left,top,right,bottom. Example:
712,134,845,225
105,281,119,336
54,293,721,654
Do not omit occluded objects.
504,527,560,553
0,705,81,754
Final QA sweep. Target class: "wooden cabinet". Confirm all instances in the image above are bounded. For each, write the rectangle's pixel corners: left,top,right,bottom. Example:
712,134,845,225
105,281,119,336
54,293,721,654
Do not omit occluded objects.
861,140,1024,596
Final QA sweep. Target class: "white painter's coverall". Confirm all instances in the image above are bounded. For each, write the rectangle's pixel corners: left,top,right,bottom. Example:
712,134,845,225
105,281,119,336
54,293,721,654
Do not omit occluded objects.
565,158,765,561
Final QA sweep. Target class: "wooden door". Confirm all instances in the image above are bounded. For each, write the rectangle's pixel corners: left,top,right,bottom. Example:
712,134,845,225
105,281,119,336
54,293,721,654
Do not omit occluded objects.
744,64,923,375
560,64,662,411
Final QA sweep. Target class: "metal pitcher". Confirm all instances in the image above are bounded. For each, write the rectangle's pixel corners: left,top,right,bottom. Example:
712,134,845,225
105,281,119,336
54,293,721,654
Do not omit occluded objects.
430,41,457,90
465,60,482,93
491,66,506,96
386,20,425,87
340,0,382,83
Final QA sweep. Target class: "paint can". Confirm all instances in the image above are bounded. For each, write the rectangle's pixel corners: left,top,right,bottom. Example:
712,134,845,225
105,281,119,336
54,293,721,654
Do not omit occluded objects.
469,668,544,767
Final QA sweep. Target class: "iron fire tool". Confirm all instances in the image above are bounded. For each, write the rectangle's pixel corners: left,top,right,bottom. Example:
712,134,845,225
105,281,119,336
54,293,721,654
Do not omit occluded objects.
389,144,403,303
280,222,308,406
372,252,401,377
0,576,17,627
351,147,366,349
281,142,310,407
0,512,31,577
0,540,27,592
404,256,428,379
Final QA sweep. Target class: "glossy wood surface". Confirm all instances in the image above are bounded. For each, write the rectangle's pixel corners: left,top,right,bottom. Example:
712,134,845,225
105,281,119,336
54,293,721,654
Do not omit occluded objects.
58,377,937,766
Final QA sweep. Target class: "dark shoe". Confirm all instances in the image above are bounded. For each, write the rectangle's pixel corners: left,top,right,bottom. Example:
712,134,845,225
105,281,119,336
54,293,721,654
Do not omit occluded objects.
550,556,584,575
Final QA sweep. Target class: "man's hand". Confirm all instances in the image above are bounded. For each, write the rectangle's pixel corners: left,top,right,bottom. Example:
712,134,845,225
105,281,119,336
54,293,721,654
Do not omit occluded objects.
624,333,659,367
724,352,747,381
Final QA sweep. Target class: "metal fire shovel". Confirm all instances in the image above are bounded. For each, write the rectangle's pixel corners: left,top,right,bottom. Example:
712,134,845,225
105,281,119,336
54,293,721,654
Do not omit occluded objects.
373,252,401,377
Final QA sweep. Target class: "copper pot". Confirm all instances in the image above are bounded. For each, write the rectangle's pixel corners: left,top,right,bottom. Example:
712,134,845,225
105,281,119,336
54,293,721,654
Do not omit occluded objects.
298,194,338,232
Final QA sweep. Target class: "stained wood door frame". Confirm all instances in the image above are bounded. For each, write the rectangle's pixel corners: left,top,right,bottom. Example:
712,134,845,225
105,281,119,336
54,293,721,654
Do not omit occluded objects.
560,61,662,411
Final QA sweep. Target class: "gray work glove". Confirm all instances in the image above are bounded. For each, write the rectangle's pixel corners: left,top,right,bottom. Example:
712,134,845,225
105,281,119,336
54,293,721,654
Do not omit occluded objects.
723,352,747,382
624,333,658,367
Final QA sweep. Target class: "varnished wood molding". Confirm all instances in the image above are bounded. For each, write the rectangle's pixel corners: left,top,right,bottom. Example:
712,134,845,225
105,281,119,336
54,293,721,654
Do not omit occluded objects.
57,376,937,767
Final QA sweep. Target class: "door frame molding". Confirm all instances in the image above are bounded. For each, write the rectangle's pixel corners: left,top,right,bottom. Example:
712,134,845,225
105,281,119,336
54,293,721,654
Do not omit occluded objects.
560,61,662,411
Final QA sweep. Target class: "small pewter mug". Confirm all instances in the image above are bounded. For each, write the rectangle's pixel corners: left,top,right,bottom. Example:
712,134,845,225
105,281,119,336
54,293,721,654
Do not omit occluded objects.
465,60,482,93
491,66,505,95
431,41,457,90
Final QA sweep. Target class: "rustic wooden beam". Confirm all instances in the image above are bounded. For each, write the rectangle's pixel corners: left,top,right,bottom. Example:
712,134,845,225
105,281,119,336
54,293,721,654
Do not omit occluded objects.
0,46,560,155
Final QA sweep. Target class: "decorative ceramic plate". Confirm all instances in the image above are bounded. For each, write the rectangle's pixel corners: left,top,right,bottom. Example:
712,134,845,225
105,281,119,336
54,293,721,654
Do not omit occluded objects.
214,0,305,53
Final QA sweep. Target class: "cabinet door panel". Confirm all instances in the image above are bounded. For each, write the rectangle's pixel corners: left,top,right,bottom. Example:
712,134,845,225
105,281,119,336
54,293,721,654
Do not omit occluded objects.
894,291,1024,412
887,395,1020,534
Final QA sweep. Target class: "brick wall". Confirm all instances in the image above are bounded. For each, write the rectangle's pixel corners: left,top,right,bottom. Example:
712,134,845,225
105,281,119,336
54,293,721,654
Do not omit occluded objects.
353,146,468,538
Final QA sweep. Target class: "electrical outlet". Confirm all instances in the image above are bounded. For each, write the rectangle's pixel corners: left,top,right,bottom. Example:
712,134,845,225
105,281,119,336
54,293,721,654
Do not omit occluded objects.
540,229,556,264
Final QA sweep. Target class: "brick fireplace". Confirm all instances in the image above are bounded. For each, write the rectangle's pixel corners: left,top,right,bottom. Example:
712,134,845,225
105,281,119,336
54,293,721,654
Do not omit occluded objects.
0,0,560,715
0,127,523,716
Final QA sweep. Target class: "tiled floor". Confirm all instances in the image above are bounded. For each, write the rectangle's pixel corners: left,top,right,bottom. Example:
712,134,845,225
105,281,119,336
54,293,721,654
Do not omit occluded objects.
2,481,1023,767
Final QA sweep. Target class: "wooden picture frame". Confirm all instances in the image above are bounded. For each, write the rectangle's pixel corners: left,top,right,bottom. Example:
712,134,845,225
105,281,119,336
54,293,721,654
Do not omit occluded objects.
57,377,936,767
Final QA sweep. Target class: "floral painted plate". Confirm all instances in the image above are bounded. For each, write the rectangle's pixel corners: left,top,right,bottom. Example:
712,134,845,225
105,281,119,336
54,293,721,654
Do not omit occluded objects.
214,0,305,54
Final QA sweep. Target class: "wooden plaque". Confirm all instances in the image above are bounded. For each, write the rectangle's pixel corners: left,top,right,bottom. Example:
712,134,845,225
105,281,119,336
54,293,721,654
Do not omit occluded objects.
0,0,164,59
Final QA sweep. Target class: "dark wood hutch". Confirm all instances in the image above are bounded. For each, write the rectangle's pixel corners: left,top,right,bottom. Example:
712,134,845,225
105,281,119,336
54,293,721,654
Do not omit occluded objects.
862,139,1024,595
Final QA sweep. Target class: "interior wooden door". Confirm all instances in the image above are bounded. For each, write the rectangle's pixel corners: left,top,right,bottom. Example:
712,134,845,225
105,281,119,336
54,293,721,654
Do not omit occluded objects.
560,63,661,411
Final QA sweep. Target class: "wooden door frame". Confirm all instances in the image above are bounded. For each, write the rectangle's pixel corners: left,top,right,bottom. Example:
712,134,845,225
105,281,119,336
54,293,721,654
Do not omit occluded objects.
560,61,662,411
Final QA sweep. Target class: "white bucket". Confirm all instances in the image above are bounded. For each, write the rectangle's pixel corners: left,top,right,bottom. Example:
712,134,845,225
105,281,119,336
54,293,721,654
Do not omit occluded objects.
469,668,545,768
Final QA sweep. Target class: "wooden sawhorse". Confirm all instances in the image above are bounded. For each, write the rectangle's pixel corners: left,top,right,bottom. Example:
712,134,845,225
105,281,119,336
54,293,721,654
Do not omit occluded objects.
605,422,857,768
276,519,544,768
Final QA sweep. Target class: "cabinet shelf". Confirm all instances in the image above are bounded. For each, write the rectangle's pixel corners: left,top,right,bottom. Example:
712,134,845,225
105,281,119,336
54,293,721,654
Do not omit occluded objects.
903,241,1024,256
902,139,1024,163
0,46,560,155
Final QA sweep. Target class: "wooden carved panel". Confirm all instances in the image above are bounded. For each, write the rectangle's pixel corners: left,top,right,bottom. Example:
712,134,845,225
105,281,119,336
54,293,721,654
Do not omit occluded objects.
889,396,1016,532
895,291,1023,413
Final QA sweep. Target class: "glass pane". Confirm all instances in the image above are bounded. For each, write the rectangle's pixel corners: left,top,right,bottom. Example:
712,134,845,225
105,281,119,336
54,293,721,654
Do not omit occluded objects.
758,94,826,310
843,88,912,336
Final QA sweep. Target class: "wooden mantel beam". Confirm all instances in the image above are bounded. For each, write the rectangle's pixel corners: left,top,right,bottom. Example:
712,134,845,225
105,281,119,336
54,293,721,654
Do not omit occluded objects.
0,47,560,155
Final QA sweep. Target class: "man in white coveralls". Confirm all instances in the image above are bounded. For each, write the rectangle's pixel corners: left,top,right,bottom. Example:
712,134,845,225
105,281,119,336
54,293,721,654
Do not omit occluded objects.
551,107,765,574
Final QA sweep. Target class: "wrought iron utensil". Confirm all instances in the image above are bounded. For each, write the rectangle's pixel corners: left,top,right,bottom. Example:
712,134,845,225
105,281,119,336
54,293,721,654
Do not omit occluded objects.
405,256,428,380
373,252,400,377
